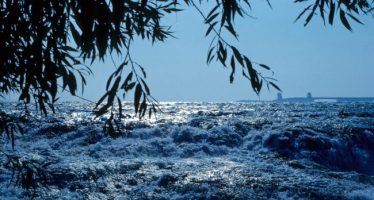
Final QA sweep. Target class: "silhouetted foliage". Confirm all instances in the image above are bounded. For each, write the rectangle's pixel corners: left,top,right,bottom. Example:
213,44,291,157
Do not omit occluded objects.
0,110,28,149
1,1,373,195
1,151,52,191
1,0,373,136
294,0,373,31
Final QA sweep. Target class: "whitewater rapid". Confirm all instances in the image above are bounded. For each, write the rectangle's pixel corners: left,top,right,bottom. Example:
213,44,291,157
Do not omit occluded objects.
1,102,374,199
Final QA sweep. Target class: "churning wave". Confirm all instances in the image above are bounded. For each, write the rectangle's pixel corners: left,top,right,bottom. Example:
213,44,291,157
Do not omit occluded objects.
1,102,374,199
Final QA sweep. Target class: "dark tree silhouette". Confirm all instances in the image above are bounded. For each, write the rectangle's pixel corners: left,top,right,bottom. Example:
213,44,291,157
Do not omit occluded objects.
0,0,373,191
1,0,373,133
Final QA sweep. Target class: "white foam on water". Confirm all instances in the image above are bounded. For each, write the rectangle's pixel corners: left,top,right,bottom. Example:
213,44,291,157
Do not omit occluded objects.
0,102,373,199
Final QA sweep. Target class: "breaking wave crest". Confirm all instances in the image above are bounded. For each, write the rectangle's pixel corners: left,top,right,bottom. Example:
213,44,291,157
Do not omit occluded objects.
1,102,374,199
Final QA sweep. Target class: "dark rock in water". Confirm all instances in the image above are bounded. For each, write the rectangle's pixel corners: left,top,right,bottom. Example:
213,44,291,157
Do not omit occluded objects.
127,179,138,186
201,145,210,154
297,135,331,151
351,130,374,150
207,126,243,148
287,160,306,169
39,123,77,137
263,133,295,157
199,111,230,117
51,171,77,187
181,146,198,158
83,130,104,145
172,126,207,144
2,102,374,199
188,117,218,130
338,111,353,118
69,182,85,191
118,162,143,174
324,130,374,175
252,119,273,130
264,128,374,175
124,121,151,131
231,121,252,137
172,128,194,143
339,111,374,118
157,174,177,187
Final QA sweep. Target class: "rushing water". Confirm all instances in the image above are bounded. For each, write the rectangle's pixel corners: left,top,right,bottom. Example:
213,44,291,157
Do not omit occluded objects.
1,102,374,199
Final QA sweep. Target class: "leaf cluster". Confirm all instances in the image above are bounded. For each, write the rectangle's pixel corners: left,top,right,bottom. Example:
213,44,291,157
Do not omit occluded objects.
1,0,181,137
1,0,179,118
294,0,374,31
0,0,91,115
2,152,52,191
0,111,26,149
1,0,372,135
69,0,178,62
196,0,280,94
94,55,159,136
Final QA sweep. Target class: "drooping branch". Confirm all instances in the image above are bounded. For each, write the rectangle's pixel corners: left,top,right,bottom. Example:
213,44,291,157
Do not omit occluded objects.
294,0,374,31
190,0,280,95
1,0,372,126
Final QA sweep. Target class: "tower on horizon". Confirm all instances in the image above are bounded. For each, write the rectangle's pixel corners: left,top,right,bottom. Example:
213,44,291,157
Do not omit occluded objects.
307,92,313,101
277,93,283,102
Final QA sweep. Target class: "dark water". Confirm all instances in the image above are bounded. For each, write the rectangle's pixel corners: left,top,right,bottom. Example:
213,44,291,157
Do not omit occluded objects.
1,102,374,199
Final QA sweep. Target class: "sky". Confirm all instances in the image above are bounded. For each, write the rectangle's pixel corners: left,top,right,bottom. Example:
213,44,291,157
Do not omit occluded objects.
63,1,374,102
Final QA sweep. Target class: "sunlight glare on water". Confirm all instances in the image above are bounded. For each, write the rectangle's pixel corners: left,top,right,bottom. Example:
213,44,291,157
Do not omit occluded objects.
1,102,374,199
